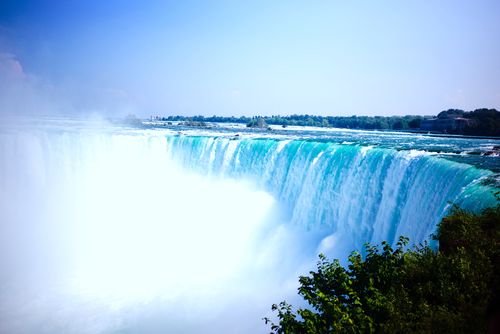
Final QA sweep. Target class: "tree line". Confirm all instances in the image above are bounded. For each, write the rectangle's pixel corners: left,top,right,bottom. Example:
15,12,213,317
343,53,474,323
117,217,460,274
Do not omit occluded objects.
156,108,500,136
157,114,424,130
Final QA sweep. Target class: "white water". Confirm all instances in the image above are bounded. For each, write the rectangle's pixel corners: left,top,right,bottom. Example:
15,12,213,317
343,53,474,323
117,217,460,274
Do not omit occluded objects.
0,119,496,333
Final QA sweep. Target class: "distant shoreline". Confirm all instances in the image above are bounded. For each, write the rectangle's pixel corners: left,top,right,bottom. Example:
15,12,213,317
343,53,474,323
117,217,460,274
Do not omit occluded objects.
143,118,500,140
147,108,500,138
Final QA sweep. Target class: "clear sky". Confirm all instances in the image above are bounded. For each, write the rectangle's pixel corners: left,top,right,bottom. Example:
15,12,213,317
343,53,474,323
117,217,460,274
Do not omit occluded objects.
1,0,499,117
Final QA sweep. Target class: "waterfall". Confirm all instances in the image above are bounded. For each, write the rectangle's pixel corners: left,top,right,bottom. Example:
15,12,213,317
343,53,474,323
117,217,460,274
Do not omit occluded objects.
165,135,495,250
0,122,496,333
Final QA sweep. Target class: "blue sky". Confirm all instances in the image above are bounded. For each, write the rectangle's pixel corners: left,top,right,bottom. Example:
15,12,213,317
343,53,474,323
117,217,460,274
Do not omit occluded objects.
1,0,499,116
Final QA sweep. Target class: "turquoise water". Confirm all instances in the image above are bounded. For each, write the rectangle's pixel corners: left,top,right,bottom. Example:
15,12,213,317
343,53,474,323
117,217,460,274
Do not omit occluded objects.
164,132,497,249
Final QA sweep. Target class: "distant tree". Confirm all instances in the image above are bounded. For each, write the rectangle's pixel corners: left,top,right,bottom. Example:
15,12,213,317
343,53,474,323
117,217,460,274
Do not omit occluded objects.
392,119,405,130
437,109,465,119
408,118,421,129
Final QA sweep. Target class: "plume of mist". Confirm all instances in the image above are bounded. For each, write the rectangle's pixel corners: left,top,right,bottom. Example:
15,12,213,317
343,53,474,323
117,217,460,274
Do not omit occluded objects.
0,51,140,121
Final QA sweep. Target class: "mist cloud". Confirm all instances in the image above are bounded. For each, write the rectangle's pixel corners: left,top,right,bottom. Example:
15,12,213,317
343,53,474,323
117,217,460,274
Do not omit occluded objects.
0,51,69,117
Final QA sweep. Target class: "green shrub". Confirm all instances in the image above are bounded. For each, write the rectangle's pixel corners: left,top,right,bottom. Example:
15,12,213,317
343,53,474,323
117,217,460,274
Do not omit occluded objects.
266,203,500,333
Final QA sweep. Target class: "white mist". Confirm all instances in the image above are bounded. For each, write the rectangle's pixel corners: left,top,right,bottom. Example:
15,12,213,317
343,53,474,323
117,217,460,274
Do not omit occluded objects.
0,121,307,333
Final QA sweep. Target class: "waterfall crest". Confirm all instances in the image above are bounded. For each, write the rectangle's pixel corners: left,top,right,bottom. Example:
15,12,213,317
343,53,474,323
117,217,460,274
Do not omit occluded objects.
166,135,495,248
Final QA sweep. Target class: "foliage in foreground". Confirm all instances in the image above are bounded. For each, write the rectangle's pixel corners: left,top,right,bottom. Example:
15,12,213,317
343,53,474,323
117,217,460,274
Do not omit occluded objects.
266,203,500,333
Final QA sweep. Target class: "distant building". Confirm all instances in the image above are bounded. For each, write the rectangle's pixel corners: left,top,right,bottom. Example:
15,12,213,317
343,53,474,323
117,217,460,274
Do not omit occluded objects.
420,116,474,132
